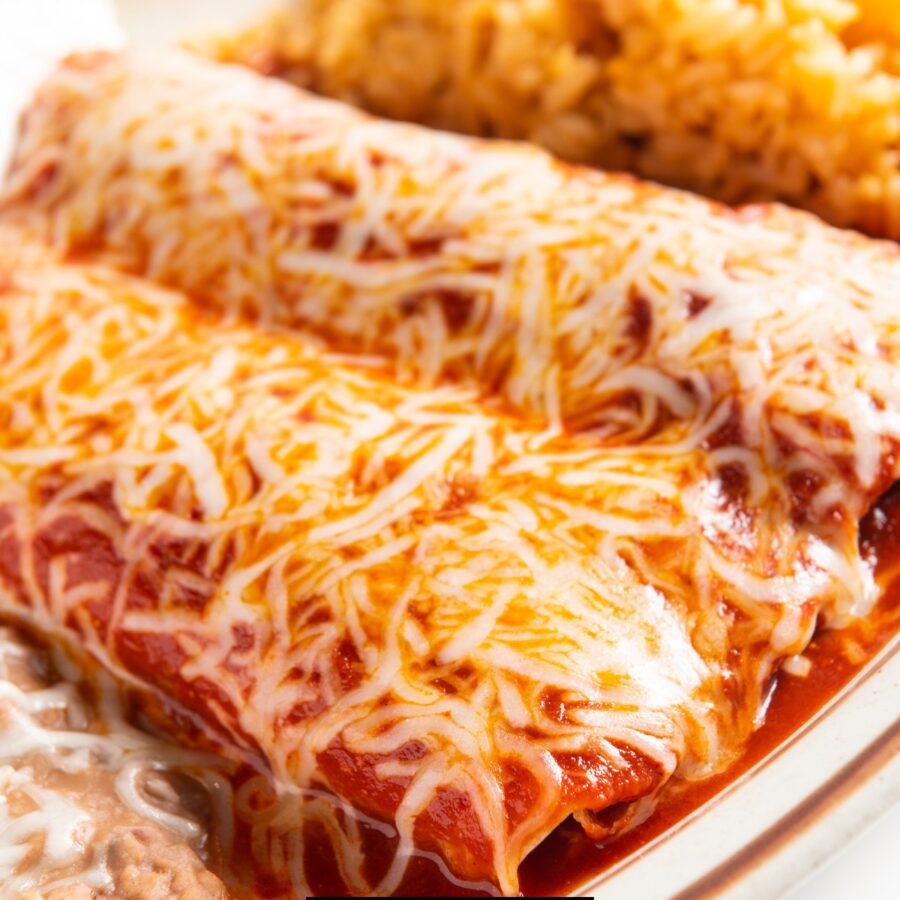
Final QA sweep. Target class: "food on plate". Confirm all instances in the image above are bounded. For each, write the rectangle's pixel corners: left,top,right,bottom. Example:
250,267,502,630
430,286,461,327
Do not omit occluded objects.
0,622,230,898
207,0,900,238
2,47,900,897
0,224,892,894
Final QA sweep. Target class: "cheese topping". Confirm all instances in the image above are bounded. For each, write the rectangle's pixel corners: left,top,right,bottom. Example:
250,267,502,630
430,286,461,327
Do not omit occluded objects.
3,48,900,896
4,51,900,528
0,235,883,893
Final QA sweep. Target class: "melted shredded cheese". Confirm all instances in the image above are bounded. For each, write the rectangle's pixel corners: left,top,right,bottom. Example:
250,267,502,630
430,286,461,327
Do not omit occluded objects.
0,233,884,893
3,51,900,534
2,48,900,895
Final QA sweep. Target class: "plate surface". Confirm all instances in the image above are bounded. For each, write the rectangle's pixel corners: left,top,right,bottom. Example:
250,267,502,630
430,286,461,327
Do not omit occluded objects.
5,1,900,896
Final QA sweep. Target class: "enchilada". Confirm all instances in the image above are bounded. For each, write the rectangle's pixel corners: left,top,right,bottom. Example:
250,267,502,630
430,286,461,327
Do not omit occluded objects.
6,52,900,511
1,49,899,896
0,229,887,893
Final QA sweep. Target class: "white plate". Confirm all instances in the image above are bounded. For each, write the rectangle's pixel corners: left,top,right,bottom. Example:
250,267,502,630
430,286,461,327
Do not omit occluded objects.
4,2,899,896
